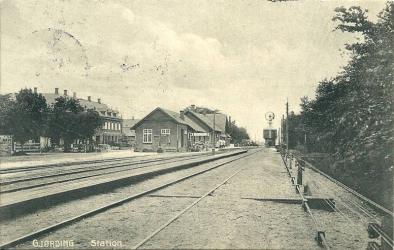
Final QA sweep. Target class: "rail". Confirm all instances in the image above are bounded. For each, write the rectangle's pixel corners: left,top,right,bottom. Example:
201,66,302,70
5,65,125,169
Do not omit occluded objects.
280,148,393,249
279,150,330,249
0,149,256,249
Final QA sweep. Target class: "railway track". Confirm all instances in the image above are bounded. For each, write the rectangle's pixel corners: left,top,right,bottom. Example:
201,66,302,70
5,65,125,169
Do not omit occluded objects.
282,151,393,249
0,150,246,220
0,153,212,194
302,161,394,249
0,151,219,175
0,155,146,174
0,149,260,249
0,152,213,179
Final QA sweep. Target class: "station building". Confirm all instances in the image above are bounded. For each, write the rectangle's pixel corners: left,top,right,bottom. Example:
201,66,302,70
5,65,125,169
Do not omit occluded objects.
184,108,229,147
131,107,206,152
131,106,230,152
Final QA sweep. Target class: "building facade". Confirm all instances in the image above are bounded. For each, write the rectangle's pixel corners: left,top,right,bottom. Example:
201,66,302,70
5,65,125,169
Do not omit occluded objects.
132,106,231,152
131,107,206,152
42,88,123,146
184,108,230,147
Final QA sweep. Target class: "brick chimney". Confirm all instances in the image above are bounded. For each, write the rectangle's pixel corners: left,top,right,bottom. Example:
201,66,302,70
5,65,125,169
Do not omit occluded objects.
97,98,101,104
180,110,185,120
55,88,59,95
64,90,68,96
191,104,196,110
88,96,91,102
33,87,37,94
73,92,77,98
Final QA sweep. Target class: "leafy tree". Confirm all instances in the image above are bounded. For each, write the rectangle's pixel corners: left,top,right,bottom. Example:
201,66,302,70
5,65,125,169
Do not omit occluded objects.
225,117,230,134
285,2,394,208
229,120,250,143
0,94,16,134
77,110,103,142
1,89,48,150
47,96,102,152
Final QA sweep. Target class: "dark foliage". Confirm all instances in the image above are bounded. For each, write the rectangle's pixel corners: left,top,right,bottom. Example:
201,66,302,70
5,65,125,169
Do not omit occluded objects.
0,89,48,147
283,2,393,209
1,90,103,153
47,96,103,152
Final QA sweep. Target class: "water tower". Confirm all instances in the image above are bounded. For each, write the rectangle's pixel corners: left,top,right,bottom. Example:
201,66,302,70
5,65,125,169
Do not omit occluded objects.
263,112,277,147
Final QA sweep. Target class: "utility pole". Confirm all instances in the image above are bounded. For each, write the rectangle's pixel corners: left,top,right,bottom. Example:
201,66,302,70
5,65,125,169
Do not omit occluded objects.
213,110,216,148
281,114,284,145
286,98,289,154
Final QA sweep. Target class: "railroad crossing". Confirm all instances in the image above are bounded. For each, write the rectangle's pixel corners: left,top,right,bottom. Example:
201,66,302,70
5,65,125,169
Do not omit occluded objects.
0,148,392,249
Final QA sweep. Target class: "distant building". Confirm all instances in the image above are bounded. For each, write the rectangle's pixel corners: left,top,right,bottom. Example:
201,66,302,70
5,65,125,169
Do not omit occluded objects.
122,118,140,147
41,88,123,145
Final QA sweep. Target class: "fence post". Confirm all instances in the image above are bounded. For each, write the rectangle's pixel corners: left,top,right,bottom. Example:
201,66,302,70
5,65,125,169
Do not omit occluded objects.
297,159,305,186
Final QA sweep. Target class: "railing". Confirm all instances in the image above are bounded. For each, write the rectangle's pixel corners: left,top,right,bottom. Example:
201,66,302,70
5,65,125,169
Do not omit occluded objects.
279,147,393,250
14,143,40,153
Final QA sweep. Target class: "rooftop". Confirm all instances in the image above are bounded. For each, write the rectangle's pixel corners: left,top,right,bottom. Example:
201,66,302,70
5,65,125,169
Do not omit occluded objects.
186,111,227,133
41,92,119,118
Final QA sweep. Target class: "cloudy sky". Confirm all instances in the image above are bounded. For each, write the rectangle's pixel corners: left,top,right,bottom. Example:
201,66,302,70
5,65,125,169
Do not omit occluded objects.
0,0,387,140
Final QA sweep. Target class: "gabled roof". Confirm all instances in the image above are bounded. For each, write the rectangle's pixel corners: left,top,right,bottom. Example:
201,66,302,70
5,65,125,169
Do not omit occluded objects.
123,119,140,128
185,111,227,133
205,113,227,132
131,107,205,132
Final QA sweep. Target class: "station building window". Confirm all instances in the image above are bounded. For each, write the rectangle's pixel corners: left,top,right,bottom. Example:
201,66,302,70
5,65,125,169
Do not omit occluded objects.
161,129,170,135
143,129,153,143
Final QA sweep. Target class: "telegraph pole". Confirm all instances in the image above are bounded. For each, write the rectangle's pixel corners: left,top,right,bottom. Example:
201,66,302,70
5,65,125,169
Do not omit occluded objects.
286,98,289,154
213,110,216,148
281,114,284,146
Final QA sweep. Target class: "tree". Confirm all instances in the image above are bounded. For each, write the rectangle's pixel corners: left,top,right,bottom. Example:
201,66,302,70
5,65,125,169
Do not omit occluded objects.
225,117,230,134
285,2,394,208
228,120,250,143
77,110,103,142
0,94,16,135
47,96,102,152
1,89,48,150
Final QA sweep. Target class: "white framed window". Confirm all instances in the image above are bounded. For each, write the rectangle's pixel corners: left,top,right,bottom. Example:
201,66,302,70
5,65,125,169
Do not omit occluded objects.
161,129,171,135
143,129,153,143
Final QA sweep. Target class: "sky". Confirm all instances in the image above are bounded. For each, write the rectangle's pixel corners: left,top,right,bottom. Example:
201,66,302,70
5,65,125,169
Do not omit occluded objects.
0,0,388,141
